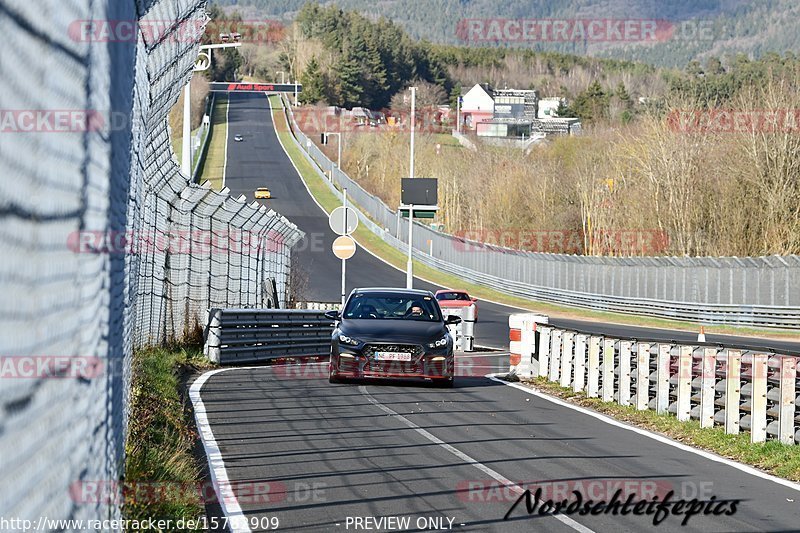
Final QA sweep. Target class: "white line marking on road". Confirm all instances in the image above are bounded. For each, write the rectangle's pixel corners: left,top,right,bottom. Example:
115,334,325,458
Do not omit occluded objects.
486,373,800,493
190,368,255,533
358,385,595,533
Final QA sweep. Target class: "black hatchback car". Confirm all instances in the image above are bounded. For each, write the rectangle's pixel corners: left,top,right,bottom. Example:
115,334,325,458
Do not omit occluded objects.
325,288,462,387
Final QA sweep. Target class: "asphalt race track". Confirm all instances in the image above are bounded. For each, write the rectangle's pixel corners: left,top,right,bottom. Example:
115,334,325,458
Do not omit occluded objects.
198,365,800,532
195,92,800,532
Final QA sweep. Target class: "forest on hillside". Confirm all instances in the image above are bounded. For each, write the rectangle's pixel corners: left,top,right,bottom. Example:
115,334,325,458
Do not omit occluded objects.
208,4,800,128
211,0,800,68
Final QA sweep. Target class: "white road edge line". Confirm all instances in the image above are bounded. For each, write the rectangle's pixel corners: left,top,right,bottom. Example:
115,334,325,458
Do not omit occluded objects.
190,368,257,533
358,385,595,533
485,373,800,493
263,95,511,350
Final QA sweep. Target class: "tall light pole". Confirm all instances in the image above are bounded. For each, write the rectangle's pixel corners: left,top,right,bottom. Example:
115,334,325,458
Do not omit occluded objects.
456,95,463,134
182,42,241,178
341,188,348,308
406,86,417,289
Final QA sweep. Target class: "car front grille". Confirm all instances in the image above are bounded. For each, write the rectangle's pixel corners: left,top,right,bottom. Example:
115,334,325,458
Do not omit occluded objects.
363,344,424,358
363,343,424,374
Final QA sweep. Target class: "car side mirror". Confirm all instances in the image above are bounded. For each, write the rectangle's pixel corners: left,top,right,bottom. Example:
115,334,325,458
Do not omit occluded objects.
324,310,341,321
445,315,462,325
471,297,478,302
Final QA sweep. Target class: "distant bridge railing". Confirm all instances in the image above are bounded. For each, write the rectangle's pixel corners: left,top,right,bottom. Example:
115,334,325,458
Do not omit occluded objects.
278,95,800,330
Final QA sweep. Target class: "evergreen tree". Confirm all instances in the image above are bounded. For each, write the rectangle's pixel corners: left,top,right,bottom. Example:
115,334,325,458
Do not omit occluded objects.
299,56,326,104
336,50,364,108
570,80,609,123
615,82,631,107
362,37,390,108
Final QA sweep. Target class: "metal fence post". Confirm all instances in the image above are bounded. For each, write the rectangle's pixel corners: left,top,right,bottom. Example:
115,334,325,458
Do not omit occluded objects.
573,334,587,392
750,353,768,443
538,327,551,378
602,339,615,402
560,332,575,388
725,350,742,435
677,345,693,421
587,336,601,398
205,308,222,364
656,344,671,414
700,348,717,428
636,343,651,410
779,357,797,444
549,329,562,383
618,341,632,406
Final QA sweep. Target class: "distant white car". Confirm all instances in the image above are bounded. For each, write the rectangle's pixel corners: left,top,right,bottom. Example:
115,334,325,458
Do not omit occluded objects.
234,134,243,142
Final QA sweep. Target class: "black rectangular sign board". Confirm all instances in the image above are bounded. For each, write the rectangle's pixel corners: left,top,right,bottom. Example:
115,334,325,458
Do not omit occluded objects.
401,178,438,206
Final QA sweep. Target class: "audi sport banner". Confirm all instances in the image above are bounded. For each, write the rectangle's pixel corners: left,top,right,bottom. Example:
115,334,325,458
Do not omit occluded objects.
209,82,302,93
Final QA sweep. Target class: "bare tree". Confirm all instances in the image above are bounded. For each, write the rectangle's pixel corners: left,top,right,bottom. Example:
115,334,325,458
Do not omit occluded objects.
389,81,448,111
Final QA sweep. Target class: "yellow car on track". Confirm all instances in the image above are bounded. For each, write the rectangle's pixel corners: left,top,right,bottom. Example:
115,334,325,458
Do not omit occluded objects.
254,187,271,200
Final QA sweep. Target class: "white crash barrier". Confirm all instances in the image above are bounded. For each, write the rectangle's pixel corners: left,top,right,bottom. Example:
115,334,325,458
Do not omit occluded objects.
446,304,476,352
513,323,800,445
508,313,549,377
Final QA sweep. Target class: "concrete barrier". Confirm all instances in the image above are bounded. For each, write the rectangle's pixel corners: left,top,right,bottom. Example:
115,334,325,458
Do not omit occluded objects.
508,313,549,377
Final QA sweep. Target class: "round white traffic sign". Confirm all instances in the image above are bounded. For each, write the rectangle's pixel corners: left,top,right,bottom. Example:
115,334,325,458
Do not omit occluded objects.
328,206,359,236
332,235,357,260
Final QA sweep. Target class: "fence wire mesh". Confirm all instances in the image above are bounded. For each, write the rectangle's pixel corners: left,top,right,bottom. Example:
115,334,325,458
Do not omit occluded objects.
0,0,302,524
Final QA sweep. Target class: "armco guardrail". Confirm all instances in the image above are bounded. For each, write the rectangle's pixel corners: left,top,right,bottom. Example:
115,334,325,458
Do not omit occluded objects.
205,309,334,364
509,314,800,445
279,97,800,329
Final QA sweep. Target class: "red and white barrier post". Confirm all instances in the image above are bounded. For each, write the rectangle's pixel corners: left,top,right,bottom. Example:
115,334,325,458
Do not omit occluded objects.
509,313,548,378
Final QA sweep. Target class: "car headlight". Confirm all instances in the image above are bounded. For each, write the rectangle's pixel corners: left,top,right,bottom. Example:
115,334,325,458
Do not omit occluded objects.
338,334,360,346
428,335,449,349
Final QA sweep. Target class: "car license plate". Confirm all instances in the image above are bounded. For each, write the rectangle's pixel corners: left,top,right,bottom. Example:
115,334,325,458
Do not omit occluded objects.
374,352,412,361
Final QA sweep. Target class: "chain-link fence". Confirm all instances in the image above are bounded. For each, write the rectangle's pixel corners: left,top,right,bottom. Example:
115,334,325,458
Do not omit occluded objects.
0,0,302,525
280,97,800,328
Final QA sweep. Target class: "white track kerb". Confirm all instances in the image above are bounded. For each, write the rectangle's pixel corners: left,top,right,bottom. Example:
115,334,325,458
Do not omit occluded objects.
190,369,255,533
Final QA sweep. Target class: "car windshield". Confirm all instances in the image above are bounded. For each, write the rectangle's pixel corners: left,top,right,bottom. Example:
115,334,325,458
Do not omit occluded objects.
436,292,470,301
343,293,442,321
